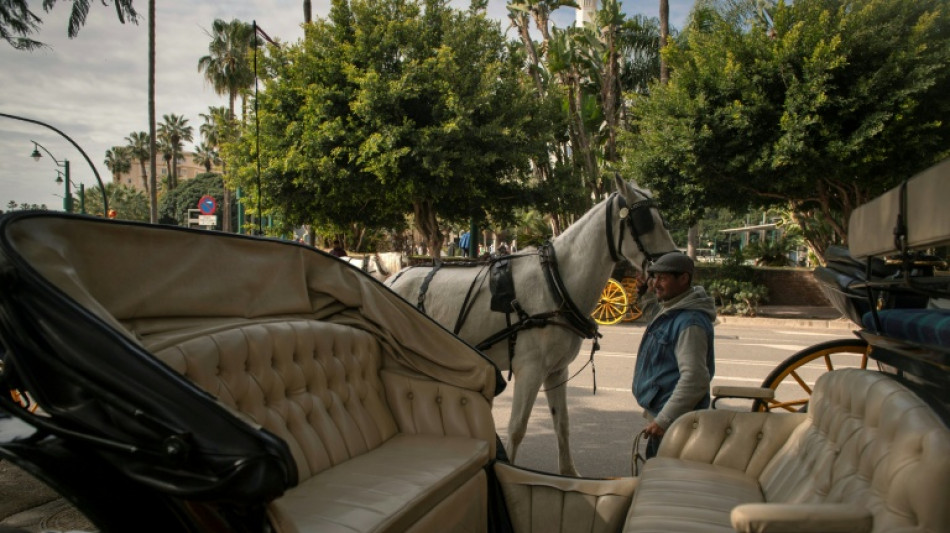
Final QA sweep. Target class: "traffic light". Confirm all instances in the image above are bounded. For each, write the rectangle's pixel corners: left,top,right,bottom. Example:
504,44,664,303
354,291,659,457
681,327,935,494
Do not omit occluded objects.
107,209,117,219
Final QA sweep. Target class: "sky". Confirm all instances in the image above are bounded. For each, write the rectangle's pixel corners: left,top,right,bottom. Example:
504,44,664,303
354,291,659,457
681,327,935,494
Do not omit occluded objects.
0,0,693,209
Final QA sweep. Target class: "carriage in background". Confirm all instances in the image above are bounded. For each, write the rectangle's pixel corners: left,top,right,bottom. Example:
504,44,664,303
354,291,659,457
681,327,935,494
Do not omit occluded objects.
0,159,947,532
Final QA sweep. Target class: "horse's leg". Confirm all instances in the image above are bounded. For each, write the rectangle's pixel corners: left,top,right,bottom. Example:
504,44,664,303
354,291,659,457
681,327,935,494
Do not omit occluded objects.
543,367,580,477
506,360,545,467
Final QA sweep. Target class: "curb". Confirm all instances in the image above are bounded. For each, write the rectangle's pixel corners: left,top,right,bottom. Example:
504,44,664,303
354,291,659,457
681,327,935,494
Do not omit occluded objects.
714,315,856,331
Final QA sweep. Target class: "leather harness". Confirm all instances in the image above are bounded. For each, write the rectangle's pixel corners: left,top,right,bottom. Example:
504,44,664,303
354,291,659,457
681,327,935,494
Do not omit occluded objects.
409,191,670,392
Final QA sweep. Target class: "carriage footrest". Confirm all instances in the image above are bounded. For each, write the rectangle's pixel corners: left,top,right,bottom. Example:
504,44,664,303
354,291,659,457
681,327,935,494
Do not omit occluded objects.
711,386,774,409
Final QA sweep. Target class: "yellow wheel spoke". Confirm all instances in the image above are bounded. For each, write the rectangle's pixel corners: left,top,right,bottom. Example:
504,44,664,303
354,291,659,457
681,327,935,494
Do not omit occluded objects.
592,278,628,326
755,339,870,413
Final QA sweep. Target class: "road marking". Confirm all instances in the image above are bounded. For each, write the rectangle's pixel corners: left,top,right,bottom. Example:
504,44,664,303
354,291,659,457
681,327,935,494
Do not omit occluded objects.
773,330,853,337
734,343,808,351
571,376,778,394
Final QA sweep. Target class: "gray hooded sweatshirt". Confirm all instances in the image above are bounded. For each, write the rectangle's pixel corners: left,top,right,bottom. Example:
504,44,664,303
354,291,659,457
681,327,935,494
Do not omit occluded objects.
642,285,717,429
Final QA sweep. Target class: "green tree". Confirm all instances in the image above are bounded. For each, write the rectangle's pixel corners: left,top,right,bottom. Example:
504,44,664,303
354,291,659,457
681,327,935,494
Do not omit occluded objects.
237,0,548,259
157,113,193,190
158,172,235,229
83,182,149,221
1,0,138,50
622,0,950,259
198,19,255,233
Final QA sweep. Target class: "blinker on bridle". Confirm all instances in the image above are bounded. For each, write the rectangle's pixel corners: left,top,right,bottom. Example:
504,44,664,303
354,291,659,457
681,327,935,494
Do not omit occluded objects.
606,192,670,268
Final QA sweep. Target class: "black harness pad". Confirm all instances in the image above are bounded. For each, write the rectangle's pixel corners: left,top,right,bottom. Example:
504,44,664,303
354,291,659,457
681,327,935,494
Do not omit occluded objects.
490,258,517,313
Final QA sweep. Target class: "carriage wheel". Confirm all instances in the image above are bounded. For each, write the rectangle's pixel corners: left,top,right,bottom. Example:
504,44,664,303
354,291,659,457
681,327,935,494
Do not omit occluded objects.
622,301,643,322
753,338,870,412
592,278,628,325
618,277,643,322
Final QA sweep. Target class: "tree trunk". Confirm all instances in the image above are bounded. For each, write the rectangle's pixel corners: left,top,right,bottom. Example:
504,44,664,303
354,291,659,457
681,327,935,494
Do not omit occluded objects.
222,92,238,233
139,161,149,197
148,0,158,224
413,200,444,264
659,0,669,85
687,225,698,260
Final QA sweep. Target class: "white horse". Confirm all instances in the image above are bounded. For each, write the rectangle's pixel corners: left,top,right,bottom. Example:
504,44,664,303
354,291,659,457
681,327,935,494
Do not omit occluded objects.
340,254,393,281
375,252,409,278
385,177,677,475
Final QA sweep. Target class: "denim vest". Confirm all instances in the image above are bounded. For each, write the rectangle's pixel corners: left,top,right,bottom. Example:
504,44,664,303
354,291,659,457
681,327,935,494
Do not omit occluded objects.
633,309,715,418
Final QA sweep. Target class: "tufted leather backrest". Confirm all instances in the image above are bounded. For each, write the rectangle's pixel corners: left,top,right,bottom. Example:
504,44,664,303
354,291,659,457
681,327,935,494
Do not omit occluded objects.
758,369,950,531
150,319,398,482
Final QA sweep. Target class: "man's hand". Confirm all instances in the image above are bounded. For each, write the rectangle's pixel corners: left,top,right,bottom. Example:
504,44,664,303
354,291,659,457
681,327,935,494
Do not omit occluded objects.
644,421,665,438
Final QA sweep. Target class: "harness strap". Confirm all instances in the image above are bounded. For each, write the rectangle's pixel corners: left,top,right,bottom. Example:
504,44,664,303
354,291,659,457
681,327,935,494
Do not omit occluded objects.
475,310,577,351
453,265,491,334
416,262,443,312
539,243,599,339
389,265,411,285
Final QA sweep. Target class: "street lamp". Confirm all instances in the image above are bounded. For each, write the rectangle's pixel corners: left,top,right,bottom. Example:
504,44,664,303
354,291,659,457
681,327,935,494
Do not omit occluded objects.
54,170,86,214
1,112,108,214
30,140,72,213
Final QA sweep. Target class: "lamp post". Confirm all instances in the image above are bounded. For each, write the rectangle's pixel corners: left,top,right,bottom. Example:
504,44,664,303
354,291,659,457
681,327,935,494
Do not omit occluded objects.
55,170,86,214
31,140,72,213
1,112,108,214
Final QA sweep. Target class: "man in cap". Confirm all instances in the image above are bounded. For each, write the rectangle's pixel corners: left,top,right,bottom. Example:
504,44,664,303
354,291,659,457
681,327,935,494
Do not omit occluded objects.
632,252,716,458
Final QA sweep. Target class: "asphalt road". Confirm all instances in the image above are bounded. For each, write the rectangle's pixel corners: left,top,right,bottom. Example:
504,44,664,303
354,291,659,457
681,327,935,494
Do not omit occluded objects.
492,319,859,479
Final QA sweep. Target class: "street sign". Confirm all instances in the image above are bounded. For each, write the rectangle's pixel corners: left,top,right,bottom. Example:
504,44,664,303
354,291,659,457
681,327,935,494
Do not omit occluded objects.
198,215,217,227
198,195,217,215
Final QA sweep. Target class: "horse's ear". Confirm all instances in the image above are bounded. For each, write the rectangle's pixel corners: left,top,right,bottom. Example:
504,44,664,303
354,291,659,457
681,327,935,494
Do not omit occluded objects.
613,173,627,194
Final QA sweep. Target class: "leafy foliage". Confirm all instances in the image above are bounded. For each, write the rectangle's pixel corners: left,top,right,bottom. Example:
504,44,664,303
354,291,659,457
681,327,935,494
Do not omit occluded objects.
1,0,138,50
158,173,235,229
83,182,149,221
706,278,769,316
231,0,548,257
622,0,950,258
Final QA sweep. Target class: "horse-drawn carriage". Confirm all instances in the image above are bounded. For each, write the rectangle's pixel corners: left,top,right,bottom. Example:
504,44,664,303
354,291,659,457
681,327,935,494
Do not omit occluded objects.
0,163,947,532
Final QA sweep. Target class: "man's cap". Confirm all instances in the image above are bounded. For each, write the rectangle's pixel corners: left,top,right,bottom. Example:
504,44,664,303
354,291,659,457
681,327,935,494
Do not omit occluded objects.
647,253,694,275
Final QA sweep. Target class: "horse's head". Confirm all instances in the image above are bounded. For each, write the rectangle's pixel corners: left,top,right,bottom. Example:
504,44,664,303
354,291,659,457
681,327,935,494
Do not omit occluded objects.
610,175,679,270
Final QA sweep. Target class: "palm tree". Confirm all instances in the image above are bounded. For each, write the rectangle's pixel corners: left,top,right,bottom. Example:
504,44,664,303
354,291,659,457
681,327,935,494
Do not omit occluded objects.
198,19,254,232
2,0,137,50
192,143,219,172
156,135,173,185
148,0,157,223
659,0,669,84
199,106,229,149
125,131,150,197
198,20,254,123
104,146,133,182
157,113,193,190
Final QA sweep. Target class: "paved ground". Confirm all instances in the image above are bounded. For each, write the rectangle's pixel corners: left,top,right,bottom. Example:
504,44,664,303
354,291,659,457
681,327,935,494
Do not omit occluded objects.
0,306,850,532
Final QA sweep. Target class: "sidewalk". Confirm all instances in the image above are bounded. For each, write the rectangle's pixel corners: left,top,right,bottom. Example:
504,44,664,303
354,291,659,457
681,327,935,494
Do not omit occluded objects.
716,305,856,331
0,305,855,532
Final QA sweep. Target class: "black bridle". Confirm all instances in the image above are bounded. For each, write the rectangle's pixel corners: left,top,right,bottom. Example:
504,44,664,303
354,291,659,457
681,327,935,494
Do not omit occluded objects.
605,192,671,269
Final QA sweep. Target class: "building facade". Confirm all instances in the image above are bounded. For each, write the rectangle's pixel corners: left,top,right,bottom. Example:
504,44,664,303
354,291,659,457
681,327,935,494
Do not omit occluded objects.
113,152,221,192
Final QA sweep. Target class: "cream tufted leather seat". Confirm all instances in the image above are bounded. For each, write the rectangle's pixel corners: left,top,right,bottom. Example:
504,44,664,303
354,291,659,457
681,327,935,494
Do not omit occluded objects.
622,368,950,533
3,215,502,533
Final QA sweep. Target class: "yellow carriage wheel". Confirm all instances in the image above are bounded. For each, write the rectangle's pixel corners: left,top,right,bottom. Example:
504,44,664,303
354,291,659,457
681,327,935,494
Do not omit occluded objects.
753,338,870,412
619,277,643,322
592,278,628,325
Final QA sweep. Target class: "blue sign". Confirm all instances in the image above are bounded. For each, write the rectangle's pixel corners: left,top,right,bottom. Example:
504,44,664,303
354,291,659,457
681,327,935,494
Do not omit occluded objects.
198,195,217,215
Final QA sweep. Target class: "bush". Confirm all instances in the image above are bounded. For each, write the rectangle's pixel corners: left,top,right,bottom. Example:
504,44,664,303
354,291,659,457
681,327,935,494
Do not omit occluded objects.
707,279,769,316
700,249,769,316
